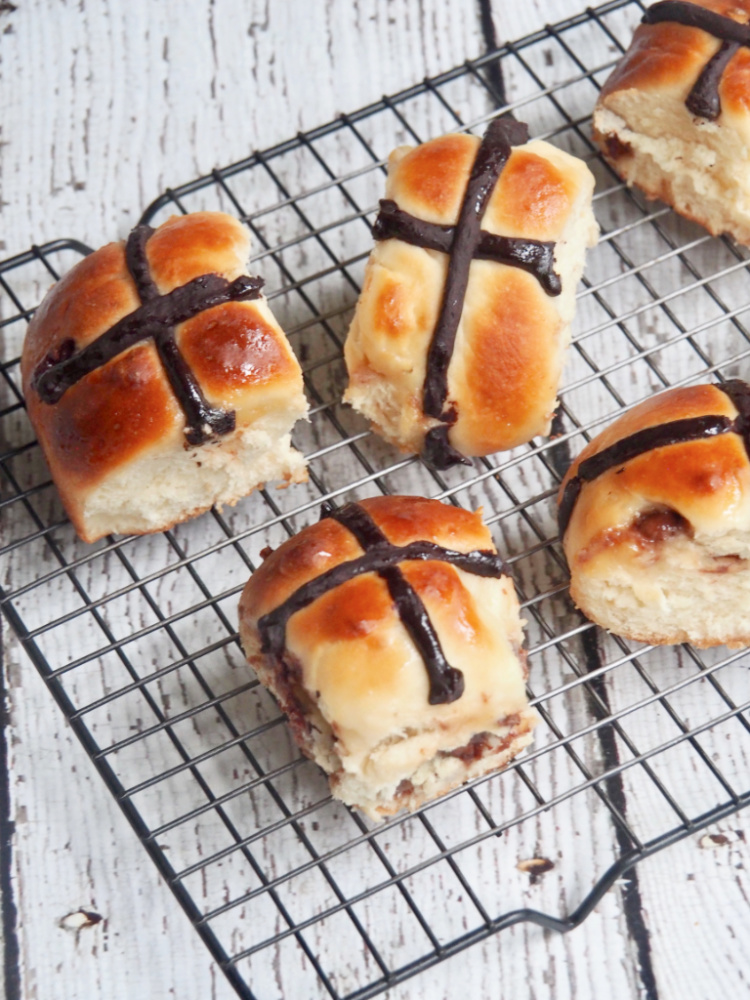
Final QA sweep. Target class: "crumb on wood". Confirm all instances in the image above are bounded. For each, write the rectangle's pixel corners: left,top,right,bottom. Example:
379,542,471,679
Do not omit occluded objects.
517,857,555,884
699,833,730,848
59,909,104,944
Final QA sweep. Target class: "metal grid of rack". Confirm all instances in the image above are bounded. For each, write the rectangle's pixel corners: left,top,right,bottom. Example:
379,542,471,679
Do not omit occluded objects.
2,1,750,997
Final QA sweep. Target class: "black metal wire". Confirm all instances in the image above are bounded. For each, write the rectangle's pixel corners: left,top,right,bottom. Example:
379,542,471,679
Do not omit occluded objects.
1,2,750,998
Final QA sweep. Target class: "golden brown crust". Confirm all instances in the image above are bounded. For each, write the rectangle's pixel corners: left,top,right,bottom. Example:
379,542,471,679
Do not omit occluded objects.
344,132,597,460
21,240,170,500
294,574,395,648
720,41,750,113
483,148,579,240
561,383,737,487
47,343,180,483
599,21,716,104
360,493,492,546
241,515,364,622
145,212,251,293
392,134,580,236
21,212,306,534
451,268,561,455
21,242,138,377
178,301,299,408
394,134,477,222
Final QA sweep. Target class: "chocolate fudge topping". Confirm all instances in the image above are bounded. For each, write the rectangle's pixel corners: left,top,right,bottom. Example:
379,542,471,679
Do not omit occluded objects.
125,224,160,302
686,40,740,119
717,377,750,452
373,199,561,296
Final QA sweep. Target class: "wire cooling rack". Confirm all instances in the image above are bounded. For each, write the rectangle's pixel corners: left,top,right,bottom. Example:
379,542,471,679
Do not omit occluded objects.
2,1,750,997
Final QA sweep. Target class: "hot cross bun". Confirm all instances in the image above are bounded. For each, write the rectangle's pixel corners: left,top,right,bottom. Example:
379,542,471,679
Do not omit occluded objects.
344,118,597,469
593,1,750,244
238,495,537,819
559,380,750,648
21,211,308,542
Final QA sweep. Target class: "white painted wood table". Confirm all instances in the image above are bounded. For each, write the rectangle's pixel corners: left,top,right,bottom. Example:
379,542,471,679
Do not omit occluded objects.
1,1,749,999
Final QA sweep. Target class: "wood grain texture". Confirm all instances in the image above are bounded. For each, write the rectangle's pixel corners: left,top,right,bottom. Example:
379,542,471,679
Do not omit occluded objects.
1,1,749,999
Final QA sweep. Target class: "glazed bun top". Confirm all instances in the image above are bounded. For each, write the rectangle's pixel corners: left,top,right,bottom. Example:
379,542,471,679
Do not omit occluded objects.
599,1,750,132
558,380,750,557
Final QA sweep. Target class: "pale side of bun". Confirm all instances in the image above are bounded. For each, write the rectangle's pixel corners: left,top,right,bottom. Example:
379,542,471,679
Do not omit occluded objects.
21,212,308,542
238,495,538,819
344,130,597,461
593,1,750,244
559,382,750,648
